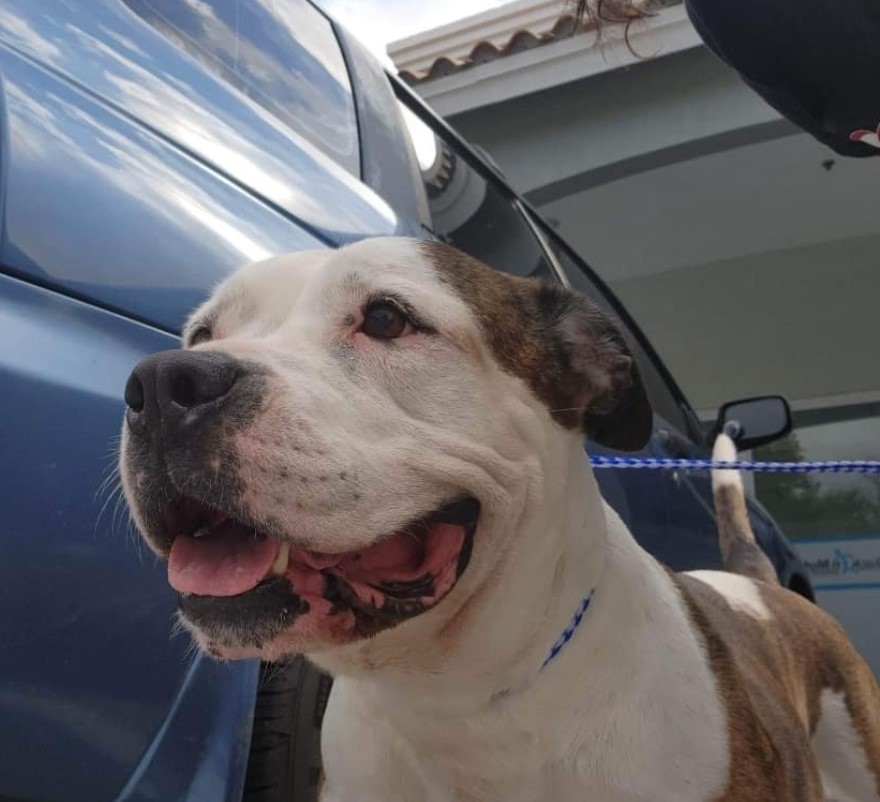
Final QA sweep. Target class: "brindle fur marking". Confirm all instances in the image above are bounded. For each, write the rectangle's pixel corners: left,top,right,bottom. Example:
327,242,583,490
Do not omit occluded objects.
675,572,880,800
419,241,652,451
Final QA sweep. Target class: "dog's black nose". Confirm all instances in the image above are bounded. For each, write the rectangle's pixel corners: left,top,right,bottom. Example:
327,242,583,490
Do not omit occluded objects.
125,350,240,427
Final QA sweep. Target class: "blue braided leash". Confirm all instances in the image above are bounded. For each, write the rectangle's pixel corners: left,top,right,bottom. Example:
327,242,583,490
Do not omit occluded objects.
540,454,880,671
589,456,880,474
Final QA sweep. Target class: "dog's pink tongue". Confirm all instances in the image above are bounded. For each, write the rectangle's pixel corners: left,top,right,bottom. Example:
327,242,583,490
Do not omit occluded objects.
168,523,280,597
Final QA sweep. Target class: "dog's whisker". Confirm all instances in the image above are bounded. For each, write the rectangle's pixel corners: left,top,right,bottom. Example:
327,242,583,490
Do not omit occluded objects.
95,478,125,538
95,459,122,503
171,611,194,643
111,484,129,532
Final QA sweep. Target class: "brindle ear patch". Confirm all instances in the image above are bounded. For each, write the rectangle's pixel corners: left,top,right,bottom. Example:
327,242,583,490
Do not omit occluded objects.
421,241,652,451
535,283,653,451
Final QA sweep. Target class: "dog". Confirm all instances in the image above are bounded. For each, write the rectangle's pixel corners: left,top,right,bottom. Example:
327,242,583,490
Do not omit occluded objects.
120,237,880,801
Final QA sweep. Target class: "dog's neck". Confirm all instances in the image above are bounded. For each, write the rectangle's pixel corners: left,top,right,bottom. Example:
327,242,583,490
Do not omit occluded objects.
315,435,634,711
470,440,611,696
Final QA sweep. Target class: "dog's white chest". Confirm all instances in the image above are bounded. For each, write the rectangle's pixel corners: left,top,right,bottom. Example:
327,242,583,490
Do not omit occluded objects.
321,682,553,802
320,532,732,802
322,646,730,802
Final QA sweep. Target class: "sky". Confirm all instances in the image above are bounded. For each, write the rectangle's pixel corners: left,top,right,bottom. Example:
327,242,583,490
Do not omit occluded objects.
319,0,510,65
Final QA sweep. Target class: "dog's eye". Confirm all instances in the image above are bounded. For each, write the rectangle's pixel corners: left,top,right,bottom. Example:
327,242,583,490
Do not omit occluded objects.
361,302,412,340
189,326,213,346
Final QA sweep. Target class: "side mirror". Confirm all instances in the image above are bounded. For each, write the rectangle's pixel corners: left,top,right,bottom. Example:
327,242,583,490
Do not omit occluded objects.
714,395,792,450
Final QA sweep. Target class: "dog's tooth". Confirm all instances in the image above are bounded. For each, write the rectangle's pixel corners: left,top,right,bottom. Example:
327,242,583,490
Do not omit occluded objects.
271,542,291,576
192,526,211,539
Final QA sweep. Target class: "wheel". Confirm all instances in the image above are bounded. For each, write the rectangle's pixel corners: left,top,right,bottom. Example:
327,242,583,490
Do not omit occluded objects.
243,657,333,802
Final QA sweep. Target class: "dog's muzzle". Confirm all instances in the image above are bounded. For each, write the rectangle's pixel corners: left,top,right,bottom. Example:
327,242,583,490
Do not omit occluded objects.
120,350,480,657
121,348,267,550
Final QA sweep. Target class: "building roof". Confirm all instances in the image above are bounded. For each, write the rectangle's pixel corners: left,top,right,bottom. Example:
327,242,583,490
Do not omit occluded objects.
389,0,681,85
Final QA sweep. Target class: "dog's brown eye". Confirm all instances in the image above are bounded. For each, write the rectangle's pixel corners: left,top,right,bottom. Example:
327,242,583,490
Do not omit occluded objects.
361,302,410,340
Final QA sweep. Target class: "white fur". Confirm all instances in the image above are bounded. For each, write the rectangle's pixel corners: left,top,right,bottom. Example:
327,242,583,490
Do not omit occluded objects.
687,570,772,621
813,689,880,802
711,432,741,490
186,239,541,561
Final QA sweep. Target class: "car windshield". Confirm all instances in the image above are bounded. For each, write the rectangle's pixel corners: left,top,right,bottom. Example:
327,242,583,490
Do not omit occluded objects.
123,0,359,174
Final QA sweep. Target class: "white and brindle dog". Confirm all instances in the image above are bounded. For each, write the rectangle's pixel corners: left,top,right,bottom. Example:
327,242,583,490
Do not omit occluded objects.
120,237,880,802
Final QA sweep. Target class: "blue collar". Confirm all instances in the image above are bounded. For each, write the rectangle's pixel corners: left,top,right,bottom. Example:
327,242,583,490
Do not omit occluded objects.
490,590,595,704
540,591,594,670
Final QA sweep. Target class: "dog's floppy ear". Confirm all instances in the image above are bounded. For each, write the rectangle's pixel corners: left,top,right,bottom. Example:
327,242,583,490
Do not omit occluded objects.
529,282,653,452
419,241,652,451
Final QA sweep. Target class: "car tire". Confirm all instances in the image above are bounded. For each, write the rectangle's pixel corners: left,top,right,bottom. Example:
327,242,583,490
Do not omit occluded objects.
243,657,333,802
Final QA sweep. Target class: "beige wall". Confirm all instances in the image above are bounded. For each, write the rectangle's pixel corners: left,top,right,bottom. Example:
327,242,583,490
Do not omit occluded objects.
610,234,880,411
531,133,880,412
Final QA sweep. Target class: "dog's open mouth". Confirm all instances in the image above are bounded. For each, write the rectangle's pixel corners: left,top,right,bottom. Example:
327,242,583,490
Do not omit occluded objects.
162,496,479,651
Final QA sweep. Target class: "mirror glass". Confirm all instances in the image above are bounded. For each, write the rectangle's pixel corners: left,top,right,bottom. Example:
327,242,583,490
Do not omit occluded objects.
718,396,792,449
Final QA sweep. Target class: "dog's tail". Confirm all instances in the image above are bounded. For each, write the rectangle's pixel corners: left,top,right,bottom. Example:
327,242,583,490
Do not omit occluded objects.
712,433,779,584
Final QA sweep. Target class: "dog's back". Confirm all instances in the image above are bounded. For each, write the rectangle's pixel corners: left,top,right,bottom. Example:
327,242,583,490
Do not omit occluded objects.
671,433,880,800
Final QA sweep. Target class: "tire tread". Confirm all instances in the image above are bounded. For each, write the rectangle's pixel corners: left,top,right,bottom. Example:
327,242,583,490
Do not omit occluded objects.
242,657,333,802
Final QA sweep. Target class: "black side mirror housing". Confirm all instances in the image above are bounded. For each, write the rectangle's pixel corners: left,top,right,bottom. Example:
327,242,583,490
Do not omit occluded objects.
714,395,793,451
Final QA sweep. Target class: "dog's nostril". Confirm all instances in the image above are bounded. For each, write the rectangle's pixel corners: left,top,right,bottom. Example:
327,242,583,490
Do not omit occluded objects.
170,371,200,408
126,350,240,422
124,372,145,413
167,358,238,409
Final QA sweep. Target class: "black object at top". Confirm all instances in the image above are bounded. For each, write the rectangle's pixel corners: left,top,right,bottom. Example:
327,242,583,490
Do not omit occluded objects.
685,0,880,157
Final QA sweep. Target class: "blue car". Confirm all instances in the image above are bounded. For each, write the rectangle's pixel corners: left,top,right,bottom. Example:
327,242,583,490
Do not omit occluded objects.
0,2,813,800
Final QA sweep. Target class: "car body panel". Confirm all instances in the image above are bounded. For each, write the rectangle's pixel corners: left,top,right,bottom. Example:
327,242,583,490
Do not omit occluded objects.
0,42,330,334
0,272,260,801
588,433,677,568
114,654,259,802
0,0,398,253
334,25,430,237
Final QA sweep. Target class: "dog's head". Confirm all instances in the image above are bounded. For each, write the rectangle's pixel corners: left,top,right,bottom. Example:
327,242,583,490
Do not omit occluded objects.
120,238,650,663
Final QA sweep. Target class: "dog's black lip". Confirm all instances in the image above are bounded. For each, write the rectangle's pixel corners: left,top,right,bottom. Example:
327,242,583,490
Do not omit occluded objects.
180,577,309,648
430,496,480,527
351,495,480,555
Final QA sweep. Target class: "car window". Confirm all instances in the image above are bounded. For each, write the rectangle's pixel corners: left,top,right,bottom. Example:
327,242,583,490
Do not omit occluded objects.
545,235,695,437
754,403,880,540
122,0,359,175
398,102,555,281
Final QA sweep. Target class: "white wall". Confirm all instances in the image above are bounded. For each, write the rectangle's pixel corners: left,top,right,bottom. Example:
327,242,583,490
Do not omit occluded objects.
436,11,880,414
449,47,789,202
611,236,880,410
535,132,880,410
